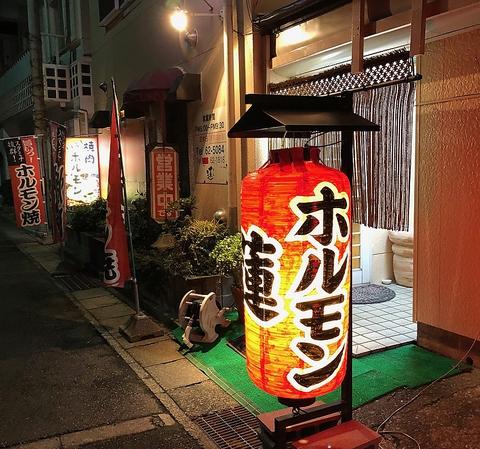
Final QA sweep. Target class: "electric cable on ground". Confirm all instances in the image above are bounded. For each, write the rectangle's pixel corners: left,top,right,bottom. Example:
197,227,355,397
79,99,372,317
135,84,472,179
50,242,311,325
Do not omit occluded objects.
377,328,480,448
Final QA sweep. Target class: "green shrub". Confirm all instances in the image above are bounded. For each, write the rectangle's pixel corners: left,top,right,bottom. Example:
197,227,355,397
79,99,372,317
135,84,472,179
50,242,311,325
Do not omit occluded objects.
68,198,106,234
210,233,243,286
158,219,228,278
128,194,163,249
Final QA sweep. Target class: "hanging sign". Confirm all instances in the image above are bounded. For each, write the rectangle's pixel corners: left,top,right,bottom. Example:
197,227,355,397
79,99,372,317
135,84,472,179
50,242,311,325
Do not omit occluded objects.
241,147,351,401
49,122,67,242
65,137,100,205
150,146,179,222
193,108,227,185
5,136,47,228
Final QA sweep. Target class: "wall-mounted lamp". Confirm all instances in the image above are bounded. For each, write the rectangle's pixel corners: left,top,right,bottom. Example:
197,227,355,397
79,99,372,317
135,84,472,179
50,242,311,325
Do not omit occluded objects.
169,6,221,48
170,9,188,31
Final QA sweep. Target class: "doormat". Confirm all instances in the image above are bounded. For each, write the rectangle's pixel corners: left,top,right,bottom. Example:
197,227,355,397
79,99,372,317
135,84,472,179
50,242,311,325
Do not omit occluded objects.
352,284,395,304
172,323,466,415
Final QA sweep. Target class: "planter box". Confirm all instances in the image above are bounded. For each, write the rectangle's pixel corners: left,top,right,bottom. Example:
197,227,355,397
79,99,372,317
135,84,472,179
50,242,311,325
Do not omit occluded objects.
64,226,105,276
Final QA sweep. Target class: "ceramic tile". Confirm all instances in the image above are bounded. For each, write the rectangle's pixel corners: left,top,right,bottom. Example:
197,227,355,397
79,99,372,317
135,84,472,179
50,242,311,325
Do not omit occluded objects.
362,341,386,351
352,326,369,334
364,323,387,332
353,345,370,355
353,335,370,344
376,328,402,337
405,331,417,340
381,337,400,347
390,334,416,344
363,331,384,341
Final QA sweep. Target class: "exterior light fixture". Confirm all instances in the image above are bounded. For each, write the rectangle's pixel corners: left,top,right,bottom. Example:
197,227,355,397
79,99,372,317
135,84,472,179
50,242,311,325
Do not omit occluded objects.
170,8,188,31
241,146,351,406
169,5,221,48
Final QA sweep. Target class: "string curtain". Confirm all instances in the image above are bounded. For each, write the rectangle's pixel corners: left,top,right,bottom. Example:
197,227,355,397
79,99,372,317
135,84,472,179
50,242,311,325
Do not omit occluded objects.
269,51,415,231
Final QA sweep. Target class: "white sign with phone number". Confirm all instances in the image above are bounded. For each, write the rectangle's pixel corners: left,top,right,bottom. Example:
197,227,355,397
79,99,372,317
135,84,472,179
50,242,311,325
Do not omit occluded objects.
193,108,228,185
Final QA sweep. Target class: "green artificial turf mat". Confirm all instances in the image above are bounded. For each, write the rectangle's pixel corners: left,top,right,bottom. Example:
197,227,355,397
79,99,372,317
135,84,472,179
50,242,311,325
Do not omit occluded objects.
172,322,465,414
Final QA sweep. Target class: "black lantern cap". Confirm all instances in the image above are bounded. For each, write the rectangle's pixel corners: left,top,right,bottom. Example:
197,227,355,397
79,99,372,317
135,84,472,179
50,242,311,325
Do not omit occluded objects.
228,94,379,138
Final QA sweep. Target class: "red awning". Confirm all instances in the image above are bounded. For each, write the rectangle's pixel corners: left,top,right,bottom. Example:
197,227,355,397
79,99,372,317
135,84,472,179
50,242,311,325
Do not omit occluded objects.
122,67,201,117
123,67,184,104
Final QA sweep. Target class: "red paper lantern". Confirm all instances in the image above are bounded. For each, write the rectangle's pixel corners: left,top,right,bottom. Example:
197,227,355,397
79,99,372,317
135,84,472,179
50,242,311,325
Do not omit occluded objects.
241,147,351,402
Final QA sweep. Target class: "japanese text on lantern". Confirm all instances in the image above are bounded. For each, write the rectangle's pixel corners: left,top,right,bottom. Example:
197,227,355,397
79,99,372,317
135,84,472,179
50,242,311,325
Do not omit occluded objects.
243,181,350,393
242,225,286,326
150,146,178,222
65,137,100,205
286,182,350,392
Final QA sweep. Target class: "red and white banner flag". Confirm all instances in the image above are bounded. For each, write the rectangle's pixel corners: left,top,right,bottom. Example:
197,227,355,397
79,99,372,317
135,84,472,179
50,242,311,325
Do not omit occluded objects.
5,136,47,228
103,94,131,287
49,122,67,242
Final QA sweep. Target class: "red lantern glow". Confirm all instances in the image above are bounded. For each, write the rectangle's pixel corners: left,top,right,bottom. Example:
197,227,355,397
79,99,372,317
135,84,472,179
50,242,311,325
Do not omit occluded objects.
241,147,351,401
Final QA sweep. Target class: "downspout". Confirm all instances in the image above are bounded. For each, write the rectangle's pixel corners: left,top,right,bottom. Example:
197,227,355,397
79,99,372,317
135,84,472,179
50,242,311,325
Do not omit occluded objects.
223,0,238,229
235,0,248,179
252,30,267,94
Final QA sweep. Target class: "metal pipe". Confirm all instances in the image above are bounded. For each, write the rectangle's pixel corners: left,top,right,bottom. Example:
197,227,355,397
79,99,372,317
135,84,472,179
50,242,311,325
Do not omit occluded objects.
27,0,51,238
111,78,141,315
340,127,354,422
235,0,248,178
223,0,238,229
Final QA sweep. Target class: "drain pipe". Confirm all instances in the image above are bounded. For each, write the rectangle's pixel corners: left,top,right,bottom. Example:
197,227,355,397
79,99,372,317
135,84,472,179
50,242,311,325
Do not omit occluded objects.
223,0,238,229
235,0,248,179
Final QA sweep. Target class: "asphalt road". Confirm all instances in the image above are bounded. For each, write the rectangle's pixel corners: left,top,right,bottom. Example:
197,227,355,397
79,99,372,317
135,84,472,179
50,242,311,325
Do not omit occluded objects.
0,217,202,449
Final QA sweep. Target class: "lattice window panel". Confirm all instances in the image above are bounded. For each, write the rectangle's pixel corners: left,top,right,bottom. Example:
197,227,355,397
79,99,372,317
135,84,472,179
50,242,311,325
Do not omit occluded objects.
270,50,415,96
70,61,92,99
43,64,70,101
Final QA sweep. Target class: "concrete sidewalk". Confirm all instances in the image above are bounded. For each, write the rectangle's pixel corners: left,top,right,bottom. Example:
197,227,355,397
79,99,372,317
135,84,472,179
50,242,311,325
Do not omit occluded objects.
0,213,237,449
3,211,480,449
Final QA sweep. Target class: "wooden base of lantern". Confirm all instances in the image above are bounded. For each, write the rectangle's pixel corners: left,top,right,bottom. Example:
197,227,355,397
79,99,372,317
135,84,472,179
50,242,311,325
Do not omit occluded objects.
292,420,381,449
257,400,345,449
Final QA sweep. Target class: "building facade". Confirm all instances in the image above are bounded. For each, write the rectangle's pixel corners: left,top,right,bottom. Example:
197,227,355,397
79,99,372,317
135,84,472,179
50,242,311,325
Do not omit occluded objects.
0,0,479,363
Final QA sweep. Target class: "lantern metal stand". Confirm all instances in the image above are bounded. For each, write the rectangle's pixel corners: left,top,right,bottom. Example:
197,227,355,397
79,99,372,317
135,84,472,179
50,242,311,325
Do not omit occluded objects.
228,93,380,449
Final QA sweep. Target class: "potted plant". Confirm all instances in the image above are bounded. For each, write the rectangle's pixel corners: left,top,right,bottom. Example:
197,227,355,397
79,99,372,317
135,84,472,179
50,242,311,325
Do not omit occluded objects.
64,198,106,273
211,232,244,319
136,218,229,314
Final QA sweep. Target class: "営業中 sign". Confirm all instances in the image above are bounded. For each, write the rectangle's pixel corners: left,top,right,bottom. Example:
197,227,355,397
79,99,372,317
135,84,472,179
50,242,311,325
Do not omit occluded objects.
150,146,179,222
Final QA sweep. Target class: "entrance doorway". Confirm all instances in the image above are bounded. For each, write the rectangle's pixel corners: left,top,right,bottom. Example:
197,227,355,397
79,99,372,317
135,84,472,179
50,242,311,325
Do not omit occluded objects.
352,283,415,356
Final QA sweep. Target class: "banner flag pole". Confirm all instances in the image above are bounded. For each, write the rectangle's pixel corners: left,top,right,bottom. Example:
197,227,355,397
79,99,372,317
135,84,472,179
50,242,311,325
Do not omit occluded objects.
109,78,164,342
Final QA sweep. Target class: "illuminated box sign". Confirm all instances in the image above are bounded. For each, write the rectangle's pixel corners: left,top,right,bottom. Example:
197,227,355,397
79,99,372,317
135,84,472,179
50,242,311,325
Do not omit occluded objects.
150,146,179,222
241,147,351,400
5,136,47,228
65,137,100,205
